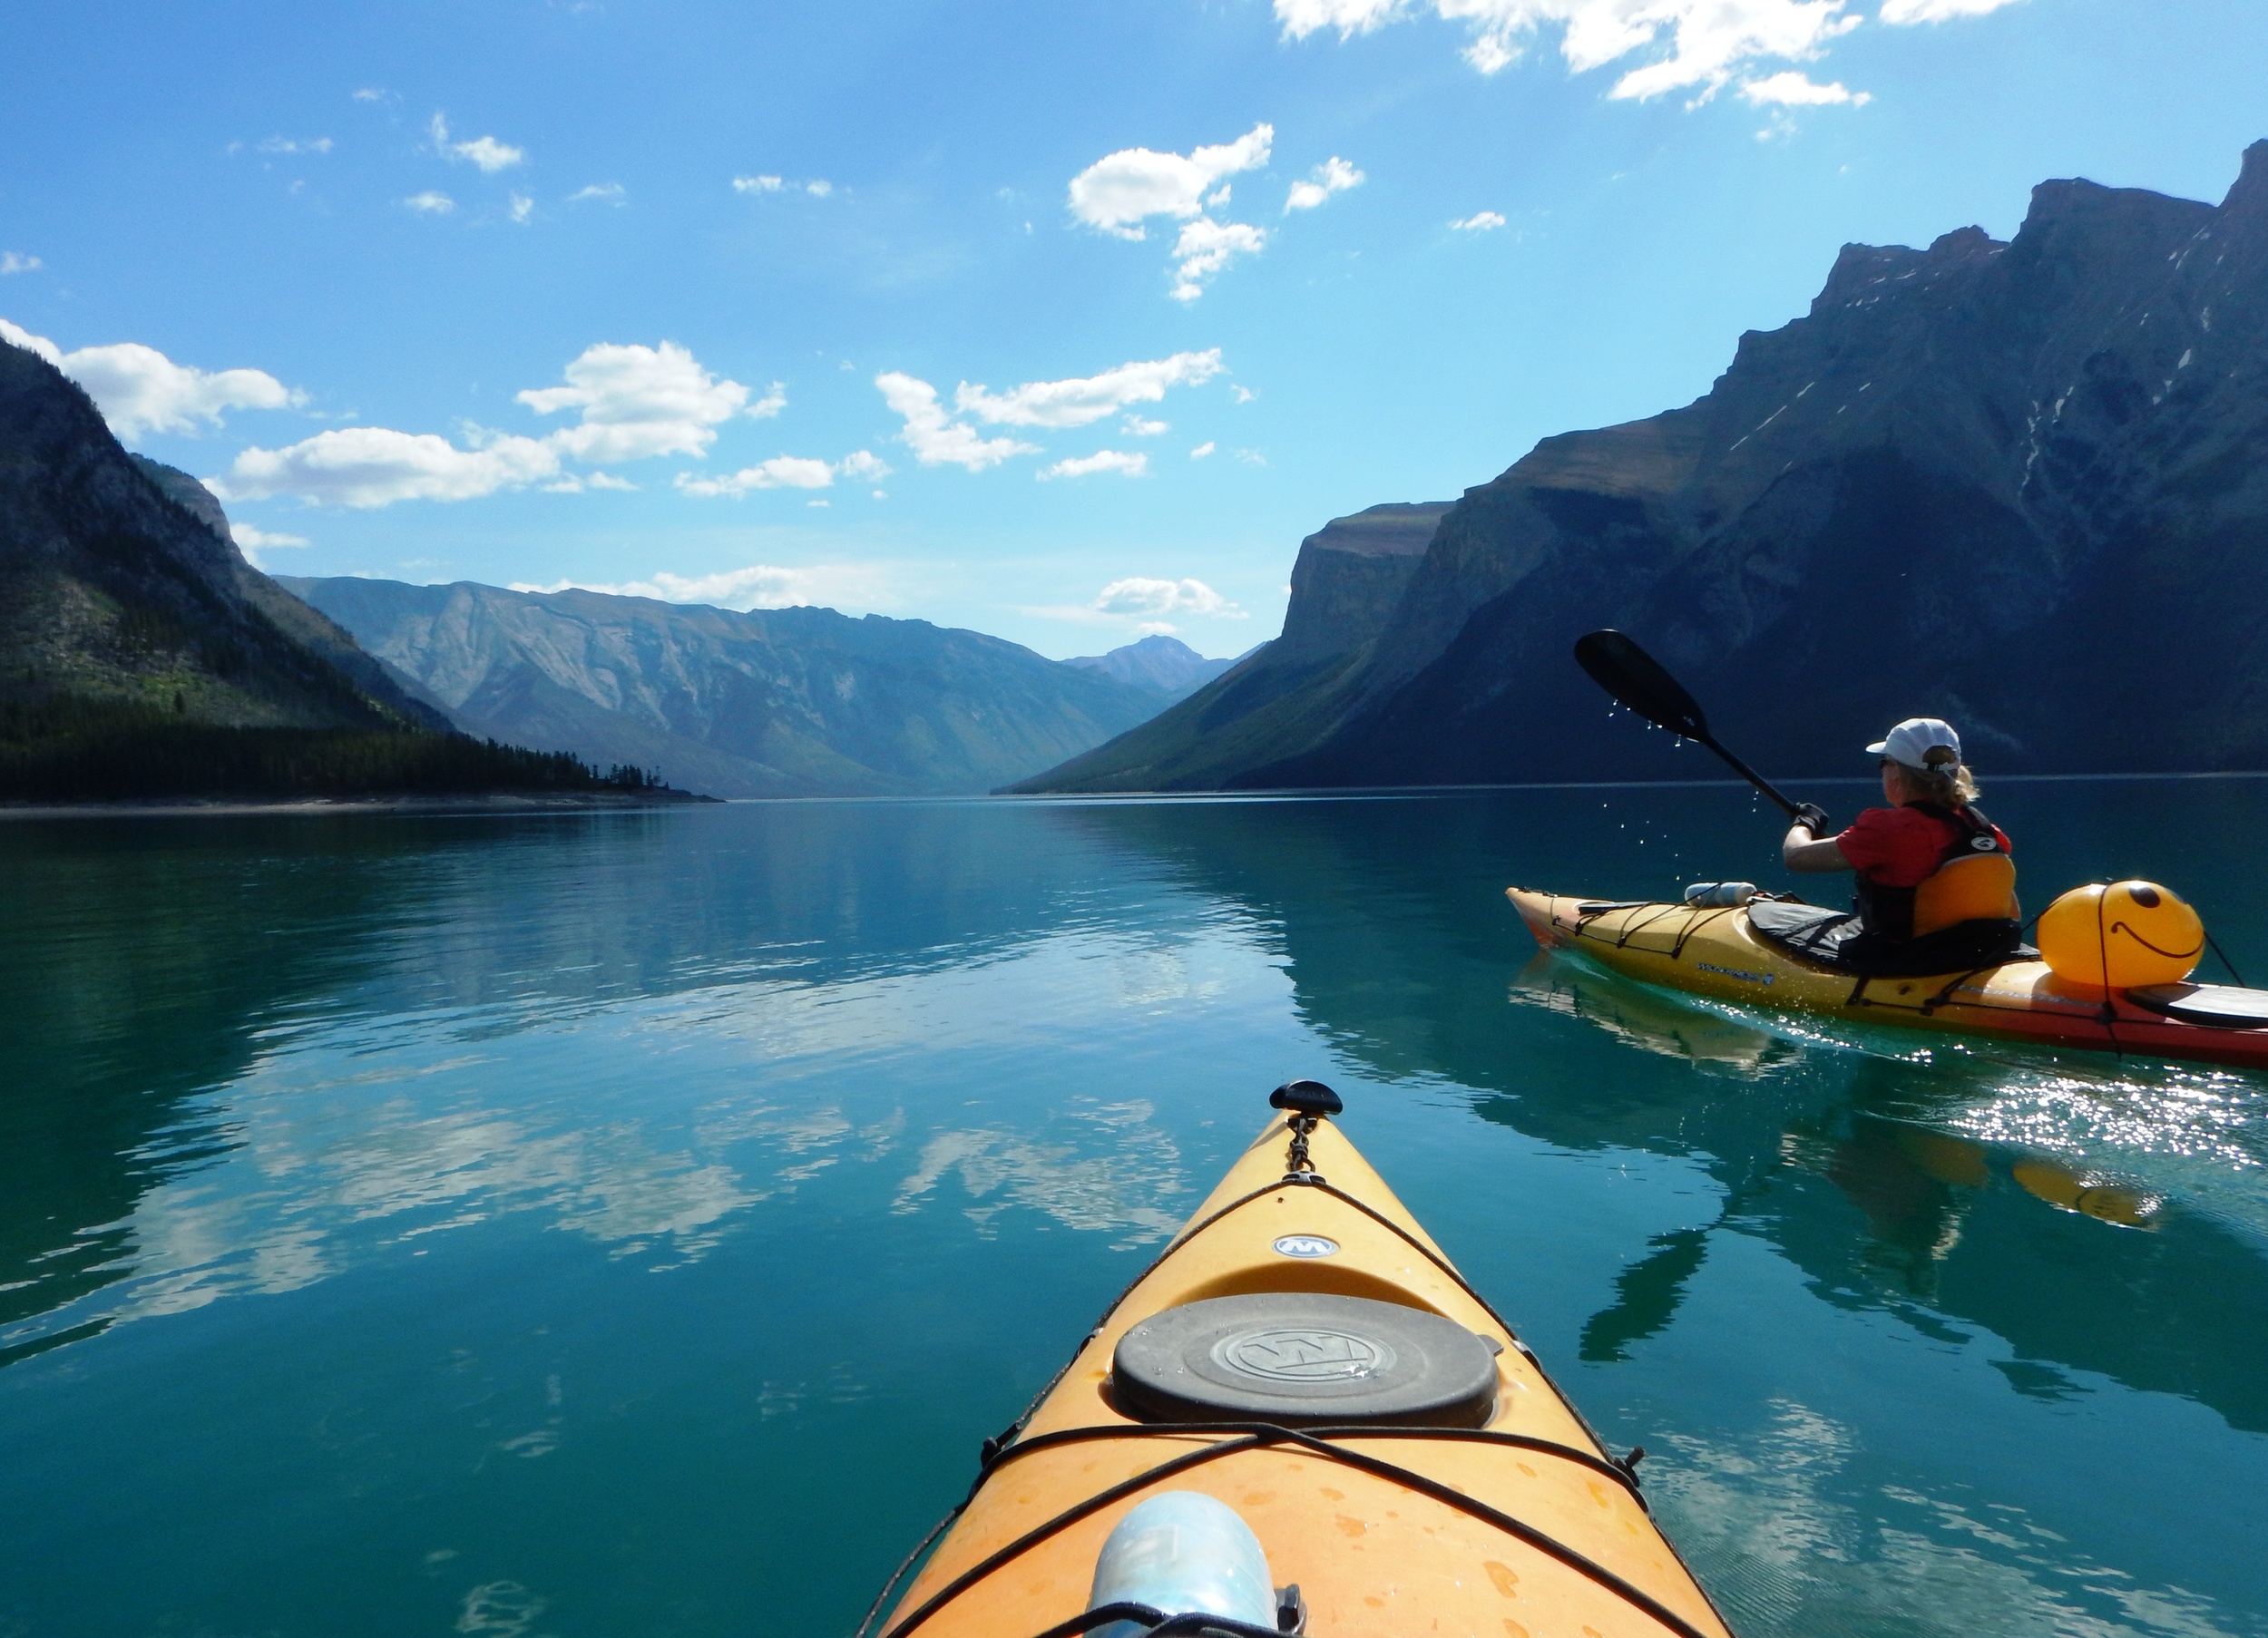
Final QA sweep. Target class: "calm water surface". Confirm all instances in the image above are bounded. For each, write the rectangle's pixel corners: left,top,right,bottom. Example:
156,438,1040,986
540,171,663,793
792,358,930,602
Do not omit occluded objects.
5,785,2265,1637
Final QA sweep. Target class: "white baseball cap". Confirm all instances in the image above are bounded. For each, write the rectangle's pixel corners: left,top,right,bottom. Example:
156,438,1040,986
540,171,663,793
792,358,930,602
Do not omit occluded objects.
1868,717,1961,771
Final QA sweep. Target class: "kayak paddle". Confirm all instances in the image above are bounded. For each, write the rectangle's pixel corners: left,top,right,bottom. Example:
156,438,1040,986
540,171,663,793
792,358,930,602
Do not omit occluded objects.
1572,629,1802,818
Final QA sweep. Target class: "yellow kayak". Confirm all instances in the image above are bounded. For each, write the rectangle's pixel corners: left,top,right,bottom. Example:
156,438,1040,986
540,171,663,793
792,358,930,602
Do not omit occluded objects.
860,1083,1735,1638
1508,886,2268,1068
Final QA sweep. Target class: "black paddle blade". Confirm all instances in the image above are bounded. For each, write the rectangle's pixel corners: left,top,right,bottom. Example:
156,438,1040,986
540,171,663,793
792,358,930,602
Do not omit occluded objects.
1573,629,1709,741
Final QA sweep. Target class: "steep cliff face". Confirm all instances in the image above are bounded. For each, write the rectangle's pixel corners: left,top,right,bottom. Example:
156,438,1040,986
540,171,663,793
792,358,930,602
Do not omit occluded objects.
1009,502,1446,792
283,575,1174,796
1030,144,2268,792
0,337,442,731
1255,148,2268,785
1273,502,1450,664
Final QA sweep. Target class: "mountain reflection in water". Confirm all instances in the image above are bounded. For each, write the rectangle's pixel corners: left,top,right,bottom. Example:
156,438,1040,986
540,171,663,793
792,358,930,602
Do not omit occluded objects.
4,787,2263,1638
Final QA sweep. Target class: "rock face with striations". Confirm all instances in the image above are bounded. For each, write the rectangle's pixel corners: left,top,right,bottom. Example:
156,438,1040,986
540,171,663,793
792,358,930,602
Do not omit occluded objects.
282,575,1177,797
0,337,445,732
1009,502,1446,792
1024,144,2268,790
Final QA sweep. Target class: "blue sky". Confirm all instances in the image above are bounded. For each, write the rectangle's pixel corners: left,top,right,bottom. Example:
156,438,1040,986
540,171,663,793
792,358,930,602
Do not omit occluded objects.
5,0,2266,658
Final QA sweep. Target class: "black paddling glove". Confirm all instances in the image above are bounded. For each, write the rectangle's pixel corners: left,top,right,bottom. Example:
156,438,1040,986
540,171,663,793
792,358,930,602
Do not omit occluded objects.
1792,803,1831,834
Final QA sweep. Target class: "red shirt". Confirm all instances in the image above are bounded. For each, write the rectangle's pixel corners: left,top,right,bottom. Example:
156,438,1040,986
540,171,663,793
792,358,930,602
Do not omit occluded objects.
1836,805,2012,888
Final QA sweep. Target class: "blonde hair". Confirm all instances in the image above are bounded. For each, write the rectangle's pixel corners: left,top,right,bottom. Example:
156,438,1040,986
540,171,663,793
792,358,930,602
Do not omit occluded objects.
1900,746,1979,806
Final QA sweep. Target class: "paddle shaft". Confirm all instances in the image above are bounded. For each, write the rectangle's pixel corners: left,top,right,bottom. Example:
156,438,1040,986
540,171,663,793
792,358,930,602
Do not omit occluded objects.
1571,629,1804,821
1693,732,1802,820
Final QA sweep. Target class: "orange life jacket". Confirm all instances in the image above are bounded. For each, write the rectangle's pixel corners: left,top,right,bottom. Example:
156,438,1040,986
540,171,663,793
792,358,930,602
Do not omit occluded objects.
1854,802,2019,940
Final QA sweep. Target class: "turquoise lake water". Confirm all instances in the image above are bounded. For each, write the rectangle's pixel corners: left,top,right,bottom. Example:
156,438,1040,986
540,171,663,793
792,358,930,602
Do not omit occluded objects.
5,785,2265,1637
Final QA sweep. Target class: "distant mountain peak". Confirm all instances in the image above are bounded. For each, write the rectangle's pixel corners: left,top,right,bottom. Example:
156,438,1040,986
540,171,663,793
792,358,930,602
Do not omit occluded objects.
1063,634,1235,698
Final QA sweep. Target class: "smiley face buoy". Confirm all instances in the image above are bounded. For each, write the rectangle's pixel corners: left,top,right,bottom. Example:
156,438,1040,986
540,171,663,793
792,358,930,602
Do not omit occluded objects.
2036,881,2204,988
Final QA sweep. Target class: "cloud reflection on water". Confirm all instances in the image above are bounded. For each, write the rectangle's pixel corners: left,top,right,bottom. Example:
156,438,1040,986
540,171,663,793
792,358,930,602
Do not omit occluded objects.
1655,1399,2246,1638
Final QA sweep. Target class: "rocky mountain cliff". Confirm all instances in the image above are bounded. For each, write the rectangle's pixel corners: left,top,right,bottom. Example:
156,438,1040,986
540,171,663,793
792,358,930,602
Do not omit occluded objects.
1027,143,2268,791
1064,635,1237,699
0,337,445,734
283,576,1175,797
1010,502,1446,792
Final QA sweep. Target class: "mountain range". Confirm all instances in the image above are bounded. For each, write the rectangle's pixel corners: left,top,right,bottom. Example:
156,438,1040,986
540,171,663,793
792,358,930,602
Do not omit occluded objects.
0,330,1201,801
1023,142,2268,791
283,576,1189,797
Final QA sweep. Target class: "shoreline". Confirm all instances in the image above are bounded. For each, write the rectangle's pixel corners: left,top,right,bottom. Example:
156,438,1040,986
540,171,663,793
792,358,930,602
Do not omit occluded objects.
0,789,721,822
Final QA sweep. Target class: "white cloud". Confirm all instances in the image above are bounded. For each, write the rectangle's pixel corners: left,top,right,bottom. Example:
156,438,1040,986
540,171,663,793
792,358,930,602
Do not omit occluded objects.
1741,70,1868,102
231,524,309,549
954,349,1224,429
1068,123,1274,239
508,192,534,224
1039,450,1149,481
729,174,832,198
1230,385,1256,403
1123,416,1169,436
430,112,524,172
231,524,310,566
874,372,1038,471
351,87,392,103
455,136,524,172
1,252,42,275
405,191,455,214
1451,210,1508,230
1094,577,1243,618
1285,155,1365,212
675,449,891,497
1,319,61,363
1276,0,1864,101
211,426,562,508
569,182,626,205
1274,0,1402,33
516,341,754,463
1190,441,1216,459
676,457,835,495
544,471,639,493
255,136,333,155
1880,0,2022,19
514,562,894,612
1170,219,1266,301
0,319,304,439
748,381,787,419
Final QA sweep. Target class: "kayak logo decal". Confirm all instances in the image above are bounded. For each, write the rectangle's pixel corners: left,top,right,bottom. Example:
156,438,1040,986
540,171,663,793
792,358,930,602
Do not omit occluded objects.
1271,1234,1339,1259
1696,961,1774,985
1214,1327,1394,1383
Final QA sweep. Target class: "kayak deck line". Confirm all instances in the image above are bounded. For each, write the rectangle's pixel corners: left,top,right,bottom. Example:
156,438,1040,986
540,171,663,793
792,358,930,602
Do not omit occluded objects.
1510,885,2268,1068
875,1422,1713,1638
863,1095,1738,1638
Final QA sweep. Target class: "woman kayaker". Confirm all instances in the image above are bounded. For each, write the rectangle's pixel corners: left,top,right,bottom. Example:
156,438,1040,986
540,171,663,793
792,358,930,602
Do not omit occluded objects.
1781,717,2020,955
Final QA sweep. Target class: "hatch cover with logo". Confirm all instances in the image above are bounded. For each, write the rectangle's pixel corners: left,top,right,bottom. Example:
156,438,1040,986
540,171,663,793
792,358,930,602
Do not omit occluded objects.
1111,1292,1498,1428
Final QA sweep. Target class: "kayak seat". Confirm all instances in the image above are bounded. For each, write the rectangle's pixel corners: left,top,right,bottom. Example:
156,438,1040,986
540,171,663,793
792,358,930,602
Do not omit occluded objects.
1746,899,2034,978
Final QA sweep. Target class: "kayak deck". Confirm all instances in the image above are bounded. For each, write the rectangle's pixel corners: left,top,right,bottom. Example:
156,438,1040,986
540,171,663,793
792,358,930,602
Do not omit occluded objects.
1508,886,2268,1068
870,1100,1735,1638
